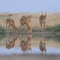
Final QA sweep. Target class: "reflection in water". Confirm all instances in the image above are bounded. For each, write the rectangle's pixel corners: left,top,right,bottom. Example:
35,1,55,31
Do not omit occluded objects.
20,35,32,52
6,37,17,49
39,39,46,53
0,33,60,54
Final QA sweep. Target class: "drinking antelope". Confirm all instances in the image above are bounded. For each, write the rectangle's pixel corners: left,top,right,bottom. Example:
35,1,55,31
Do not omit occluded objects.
20,15,32,32
6,18,18,31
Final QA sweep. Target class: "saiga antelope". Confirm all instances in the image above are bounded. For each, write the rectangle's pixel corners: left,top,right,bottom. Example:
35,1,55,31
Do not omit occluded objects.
39,12,47,28
6,18,18,31
20,15,32,32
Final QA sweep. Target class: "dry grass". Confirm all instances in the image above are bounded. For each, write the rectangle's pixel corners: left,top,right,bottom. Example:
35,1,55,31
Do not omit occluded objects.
0,12,60,28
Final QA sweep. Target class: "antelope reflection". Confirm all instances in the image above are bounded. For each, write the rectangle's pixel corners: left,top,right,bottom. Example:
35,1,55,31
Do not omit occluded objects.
6,37,17,49
39,39,46,53
20,35,32,52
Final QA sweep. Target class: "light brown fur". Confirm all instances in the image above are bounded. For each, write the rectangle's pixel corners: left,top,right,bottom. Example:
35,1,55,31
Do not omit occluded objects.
39,13,47,28
20,37,31,52
39,40,46,53
6,37,17,49
6,18,17,31
20,15,32,32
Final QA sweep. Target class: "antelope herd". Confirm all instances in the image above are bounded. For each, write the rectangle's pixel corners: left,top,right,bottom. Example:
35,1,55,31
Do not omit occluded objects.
5,13,47,54
6,12,47,32
5,35,46,54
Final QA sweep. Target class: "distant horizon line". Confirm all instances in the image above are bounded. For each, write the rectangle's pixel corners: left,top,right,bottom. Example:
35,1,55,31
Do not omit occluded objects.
0,11,60,14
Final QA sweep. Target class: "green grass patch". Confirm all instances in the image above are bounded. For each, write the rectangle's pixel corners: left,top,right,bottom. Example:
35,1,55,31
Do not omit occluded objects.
0,34,5,41
0,26,5,34
45,24,60,32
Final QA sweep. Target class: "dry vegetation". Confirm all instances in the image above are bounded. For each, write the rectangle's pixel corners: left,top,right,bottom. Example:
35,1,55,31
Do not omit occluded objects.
0,12,60,28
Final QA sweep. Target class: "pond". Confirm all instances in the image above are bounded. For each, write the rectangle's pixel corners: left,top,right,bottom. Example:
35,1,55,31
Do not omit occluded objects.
0,33,60,55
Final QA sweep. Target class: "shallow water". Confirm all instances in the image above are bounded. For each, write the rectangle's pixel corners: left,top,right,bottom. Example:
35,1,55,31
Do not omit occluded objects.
0,47,60,55
0,34,60,55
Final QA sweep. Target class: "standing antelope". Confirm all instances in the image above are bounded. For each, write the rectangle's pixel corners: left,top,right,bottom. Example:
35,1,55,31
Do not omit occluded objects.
6,37,17,49
39,12,47,28
6,18,17,31
39,40,46,53
20,15,32,32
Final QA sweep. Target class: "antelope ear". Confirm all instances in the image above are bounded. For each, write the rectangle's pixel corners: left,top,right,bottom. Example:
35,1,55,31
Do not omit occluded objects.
30,15,32,18
27,15,32,18
8,14,12,16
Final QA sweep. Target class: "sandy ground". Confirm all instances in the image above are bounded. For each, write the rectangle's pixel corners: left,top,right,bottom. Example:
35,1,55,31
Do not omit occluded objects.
0,54,60,60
